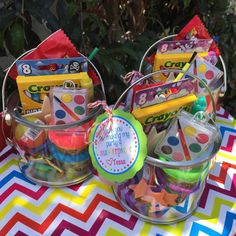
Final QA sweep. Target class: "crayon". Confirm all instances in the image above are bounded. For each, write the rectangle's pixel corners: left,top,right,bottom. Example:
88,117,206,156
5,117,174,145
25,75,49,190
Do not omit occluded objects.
174,52,198,82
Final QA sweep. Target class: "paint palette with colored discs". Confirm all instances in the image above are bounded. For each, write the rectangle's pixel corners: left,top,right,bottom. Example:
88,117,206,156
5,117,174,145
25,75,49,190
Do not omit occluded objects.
154,110,217,162
51,87,88,125
186,55,223,93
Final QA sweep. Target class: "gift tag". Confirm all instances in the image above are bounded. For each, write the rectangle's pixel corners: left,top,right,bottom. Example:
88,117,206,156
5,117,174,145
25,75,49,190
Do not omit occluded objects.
89,109,147,182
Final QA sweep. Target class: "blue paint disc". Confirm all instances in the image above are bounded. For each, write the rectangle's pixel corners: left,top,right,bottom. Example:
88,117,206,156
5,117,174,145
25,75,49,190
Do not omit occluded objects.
55,109,66,119
167,136,179,146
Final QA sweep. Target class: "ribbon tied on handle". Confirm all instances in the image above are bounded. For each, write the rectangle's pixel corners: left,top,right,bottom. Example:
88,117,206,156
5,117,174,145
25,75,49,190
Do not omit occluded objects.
121,70,143,85
85,100,113,144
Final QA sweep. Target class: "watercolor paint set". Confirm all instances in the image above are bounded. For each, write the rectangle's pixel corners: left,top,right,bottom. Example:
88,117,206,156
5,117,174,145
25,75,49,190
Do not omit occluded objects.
154,110,218,162
50,87,88,125
186,55,223,93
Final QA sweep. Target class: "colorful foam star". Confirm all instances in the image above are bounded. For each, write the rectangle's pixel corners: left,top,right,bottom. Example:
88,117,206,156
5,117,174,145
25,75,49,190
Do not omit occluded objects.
148,188,178,207
148,189,167,207
141,193,166,213
162,189,178,206
128,178,150,199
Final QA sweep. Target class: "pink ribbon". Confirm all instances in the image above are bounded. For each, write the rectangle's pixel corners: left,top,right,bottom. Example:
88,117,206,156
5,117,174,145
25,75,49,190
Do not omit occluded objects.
121,70,143,85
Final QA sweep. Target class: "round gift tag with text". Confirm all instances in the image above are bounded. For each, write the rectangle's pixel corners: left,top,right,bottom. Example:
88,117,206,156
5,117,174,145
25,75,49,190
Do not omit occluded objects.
89,109,147,182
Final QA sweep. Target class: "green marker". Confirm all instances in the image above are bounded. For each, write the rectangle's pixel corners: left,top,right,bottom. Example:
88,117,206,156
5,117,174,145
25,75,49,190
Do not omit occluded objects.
88,47,99,60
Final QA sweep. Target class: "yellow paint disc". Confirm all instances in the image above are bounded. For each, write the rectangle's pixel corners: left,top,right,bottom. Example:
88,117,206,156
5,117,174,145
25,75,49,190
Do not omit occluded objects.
61,93,72,103
198,64,207,73
184,126,196,136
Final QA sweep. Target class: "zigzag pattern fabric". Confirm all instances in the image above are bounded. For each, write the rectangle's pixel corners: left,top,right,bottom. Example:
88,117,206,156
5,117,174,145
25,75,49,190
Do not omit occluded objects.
0,106,235,236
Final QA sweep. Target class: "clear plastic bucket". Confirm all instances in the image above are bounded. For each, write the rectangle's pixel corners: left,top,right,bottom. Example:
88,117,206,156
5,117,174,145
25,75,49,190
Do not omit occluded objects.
112,70,222,223
2,51,106,187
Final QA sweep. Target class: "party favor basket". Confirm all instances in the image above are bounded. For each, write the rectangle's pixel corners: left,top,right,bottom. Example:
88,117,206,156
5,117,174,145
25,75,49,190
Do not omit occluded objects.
138,34,227,107
2,50,106,187
112,69,222,224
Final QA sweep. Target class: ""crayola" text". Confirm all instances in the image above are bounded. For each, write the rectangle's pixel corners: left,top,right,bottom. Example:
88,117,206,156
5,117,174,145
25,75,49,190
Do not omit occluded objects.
144,106,191,125
164,61,186,68
28,83,78,93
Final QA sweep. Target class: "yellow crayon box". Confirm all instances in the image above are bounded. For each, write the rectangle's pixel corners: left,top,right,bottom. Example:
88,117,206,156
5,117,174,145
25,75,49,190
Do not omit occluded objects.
16,72,94,114
132,94,197,126
153,52,208,82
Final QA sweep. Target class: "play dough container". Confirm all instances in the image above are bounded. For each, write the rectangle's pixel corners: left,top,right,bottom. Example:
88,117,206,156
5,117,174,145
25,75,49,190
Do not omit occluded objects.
2,50,106,187
113,70,222,224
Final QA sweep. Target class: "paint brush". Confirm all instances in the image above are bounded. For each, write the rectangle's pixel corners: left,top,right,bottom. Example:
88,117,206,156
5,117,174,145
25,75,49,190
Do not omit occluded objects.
193,58,199,93
177,120,191,161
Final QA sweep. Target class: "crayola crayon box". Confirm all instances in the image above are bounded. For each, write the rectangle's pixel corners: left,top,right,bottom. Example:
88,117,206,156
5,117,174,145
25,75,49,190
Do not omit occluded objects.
131,94,197,126
153,52,208,82
16,72,92,114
